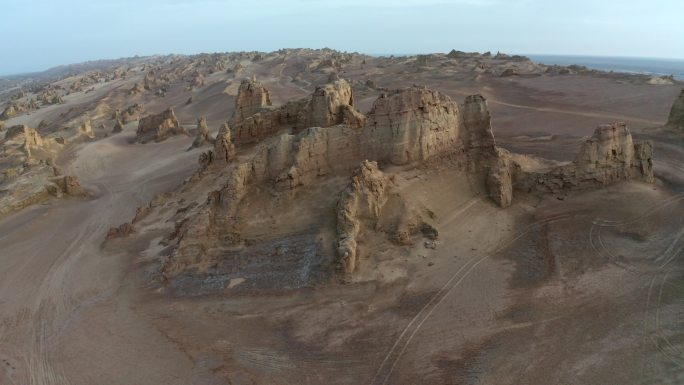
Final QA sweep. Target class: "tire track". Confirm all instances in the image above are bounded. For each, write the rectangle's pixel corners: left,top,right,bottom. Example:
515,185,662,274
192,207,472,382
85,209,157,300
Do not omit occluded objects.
369,213,570,385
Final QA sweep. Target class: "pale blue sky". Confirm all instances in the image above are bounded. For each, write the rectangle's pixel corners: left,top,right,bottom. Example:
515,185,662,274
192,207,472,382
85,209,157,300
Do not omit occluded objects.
2,0,683,75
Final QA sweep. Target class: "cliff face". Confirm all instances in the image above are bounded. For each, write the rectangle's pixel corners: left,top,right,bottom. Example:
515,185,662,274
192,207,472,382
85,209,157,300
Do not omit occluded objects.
667,89,684,129
365,87,461,165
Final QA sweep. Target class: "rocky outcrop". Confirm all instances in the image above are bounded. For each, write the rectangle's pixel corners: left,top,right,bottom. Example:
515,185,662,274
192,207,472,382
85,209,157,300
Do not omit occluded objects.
0,125,78,218
129,82,145,95
232,76,272,122
37,88,64,105
1,99,38,119
486,148,516,208
4,124,52,161
213,123,236,163
136,108,187,143
231,78,364,143
298,79,360,128
336,161,390,275
212,87,499,193
171,88,499,274
105,223,136,240
47,175,87,197
667,89,684,129
143,70,156,90
190,71,205,89
488,122,655,207
112,119,124,133
80,119,94,138
190,117,212,148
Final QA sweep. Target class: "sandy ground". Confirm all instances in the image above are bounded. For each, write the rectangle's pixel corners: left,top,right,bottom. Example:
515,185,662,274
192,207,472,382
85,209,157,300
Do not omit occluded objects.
0,53,683,384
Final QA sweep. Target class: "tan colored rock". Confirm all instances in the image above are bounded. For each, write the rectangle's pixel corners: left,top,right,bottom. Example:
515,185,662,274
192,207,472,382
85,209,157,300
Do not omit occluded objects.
48,175,87,197
105,222,135,240
365,88,496,165
522,122,654,198
136,108,188,143
213,123,236,162
80,119,94,138
336,161,390,275
232,76,272,122
299,79,357,128
190,117,212,148
150,88,520,280
231,78,365,143
487,148,516,208
5,124,47,160
667,89,684,129
1,100,38,119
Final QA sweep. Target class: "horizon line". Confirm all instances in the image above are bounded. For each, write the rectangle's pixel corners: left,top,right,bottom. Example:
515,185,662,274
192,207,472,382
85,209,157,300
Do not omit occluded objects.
2,49,684,78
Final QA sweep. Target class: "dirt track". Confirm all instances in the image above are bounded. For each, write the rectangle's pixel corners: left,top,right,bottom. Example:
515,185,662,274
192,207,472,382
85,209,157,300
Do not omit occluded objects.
0,130,201,385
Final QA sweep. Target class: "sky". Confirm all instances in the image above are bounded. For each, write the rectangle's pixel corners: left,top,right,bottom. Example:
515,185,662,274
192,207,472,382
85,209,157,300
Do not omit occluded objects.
2,0,684,76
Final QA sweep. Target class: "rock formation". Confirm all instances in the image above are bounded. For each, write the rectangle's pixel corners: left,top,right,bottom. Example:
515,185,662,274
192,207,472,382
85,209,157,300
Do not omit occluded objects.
47,175,87,197
336,161,390,275
487,122,655,208
232,76,272,122
1,100,38,119
0,124,84,218
143,70,156,90
136,108,187,143
80,119,94,138
129,82,145,95
667,89,684,129
190,71,205,89
37,88,64,105
486,148,516,208
213,123,236,162
365,89,496,166
5,124,49,160
231,78,364,143
298,79,362,129
158,87,501,279
112,119,124,133
105,222,136,240
190,117,212,148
